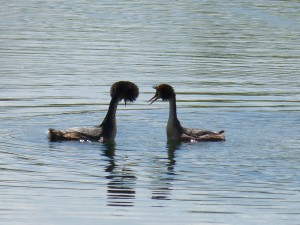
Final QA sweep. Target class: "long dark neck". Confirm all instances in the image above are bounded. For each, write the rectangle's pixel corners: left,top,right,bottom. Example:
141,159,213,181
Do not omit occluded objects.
104,96,119,121
100,96,120,140
167,95,182,139
168,96,178,122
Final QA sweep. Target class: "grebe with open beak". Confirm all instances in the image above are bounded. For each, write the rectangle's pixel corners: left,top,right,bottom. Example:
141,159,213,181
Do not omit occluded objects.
149,84,225,142
48,81,139,142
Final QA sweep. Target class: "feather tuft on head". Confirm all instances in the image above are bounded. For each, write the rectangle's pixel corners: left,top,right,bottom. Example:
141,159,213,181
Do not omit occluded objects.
148,84,175,104
110,81,139,104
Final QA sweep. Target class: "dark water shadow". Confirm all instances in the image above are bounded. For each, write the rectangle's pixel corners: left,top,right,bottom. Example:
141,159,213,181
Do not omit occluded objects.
166,140,182,173
151,141,181,202
102,142,136,207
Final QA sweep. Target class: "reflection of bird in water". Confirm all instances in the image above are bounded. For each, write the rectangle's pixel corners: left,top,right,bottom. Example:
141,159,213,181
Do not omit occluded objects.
106,169,136,207
149,84,225,142
48,81,139,142
166,141,181,173
151,142,180,202
102,142,116,173
102,143,136,207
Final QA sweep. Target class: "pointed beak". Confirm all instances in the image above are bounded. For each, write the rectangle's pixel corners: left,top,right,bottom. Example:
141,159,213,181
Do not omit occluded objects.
148,93,158,104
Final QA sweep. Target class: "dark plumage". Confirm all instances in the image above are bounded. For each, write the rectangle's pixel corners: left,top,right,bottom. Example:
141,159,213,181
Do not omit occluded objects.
110,81,139,105
48,81,139,142
149,84,225,142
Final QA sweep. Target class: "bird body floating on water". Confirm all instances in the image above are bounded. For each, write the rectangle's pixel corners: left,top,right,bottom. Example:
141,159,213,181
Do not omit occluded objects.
48,81,139,142
149,84,225,142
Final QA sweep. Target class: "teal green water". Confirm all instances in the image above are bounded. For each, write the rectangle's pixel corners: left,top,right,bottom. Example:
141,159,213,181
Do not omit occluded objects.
1,1,300,224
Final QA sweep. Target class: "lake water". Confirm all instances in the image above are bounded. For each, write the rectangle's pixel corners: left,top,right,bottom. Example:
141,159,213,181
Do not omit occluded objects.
1,1,300,224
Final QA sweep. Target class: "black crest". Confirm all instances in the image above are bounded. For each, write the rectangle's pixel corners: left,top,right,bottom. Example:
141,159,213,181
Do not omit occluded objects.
110,81,139,103
154,84,175,101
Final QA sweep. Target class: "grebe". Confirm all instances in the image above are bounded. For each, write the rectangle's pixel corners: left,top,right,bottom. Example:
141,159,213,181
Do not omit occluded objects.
148,84,225,142
48,81,139,142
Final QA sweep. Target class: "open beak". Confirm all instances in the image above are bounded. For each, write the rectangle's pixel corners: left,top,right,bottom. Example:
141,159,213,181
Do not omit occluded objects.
148,93,158,104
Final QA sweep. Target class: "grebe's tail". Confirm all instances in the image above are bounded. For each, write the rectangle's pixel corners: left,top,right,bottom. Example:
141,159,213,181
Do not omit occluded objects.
48,128,65,141
48,128,83,141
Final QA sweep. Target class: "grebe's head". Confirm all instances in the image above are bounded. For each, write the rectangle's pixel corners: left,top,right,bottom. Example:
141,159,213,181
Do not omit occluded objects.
110,81,139,105
148,84,175,104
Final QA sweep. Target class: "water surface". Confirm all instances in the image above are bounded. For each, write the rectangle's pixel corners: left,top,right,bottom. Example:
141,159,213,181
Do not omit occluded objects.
1,1,300,224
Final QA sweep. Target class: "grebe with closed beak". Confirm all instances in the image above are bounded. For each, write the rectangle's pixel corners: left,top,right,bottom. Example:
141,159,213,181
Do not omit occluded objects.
48,81,139,142
148,84,225,142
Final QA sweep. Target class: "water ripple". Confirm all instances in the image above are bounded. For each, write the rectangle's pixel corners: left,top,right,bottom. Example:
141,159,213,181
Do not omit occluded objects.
1,0,300,224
